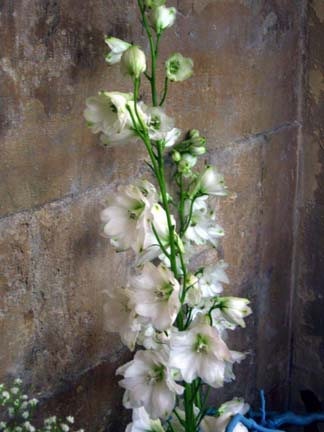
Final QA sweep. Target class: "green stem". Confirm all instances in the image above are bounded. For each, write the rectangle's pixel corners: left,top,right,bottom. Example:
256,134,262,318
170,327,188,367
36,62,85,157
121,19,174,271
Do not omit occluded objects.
160,76,169,106
137,0,159,106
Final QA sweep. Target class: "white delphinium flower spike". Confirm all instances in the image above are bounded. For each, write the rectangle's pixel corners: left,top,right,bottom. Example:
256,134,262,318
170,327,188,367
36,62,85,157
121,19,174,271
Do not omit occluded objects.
218,297,252,328
201,398,250,432
103,287,141,351
126,407,164,432
117,349,184,419
165,53,194,82
104,36,131,65
101,181,158,252
145,106,181,147
184,196,225,247
198,261,229,298
169,316,232,388
130,262,180,331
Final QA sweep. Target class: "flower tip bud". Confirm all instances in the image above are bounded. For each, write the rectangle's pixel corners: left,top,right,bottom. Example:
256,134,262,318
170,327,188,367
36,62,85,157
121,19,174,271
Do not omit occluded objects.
121,45,147,79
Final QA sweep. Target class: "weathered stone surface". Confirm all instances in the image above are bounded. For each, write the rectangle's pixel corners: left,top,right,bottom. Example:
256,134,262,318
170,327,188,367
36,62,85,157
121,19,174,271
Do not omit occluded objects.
0,212,33,379
290,0,324,411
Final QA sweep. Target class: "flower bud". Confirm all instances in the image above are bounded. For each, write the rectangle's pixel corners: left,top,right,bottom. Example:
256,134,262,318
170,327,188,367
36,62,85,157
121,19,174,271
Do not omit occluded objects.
121,45,146,79
219,297,252,328
191,146,206,156
172,150,181,162
165,53,194,82
189,129,200,139
178,153,197,177
191,136,206,147
151,5,176,34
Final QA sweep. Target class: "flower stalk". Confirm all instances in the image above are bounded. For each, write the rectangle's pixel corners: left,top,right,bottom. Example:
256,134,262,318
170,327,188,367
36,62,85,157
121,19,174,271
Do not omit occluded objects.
84,2,252,431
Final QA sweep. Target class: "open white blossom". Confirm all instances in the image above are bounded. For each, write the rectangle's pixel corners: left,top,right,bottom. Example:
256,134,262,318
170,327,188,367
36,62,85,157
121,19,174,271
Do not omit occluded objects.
201,398,250,432
150,5,176,34
101,181,160,252
193,166,228,197
198,261,229,298
130,262,180,331
218,297,252,328
126,407,164,432
165,53,194,82
105,36,131,65
169,317,232,387
103,288,141,351
117,349,184,419
144,106,181,147
184,197,225,247
84,91,135,146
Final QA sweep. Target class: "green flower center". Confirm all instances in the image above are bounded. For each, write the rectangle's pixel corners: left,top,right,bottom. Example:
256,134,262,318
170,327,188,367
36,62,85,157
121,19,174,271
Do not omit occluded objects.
128,202,145,220
148,364,165,383
110,103,117,113
193,333,209,353
150,115,161,130
156,283,174,301
169,59,180,74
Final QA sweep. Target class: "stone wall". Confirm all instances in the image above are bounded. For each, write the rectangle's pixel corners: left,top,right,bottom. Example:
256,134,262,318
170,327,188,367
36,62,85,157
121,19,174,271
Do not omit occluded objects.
290,0,324,412
0,0,305,430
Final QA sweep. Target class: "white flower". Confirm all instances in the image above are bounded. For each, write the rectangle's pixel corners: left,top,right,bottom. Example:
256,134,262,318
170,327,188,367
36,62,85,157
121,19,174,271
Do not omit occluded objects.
218,297,252,328
184,197,225,247
178,153,197,177
136,203,174,265
137,323,168,350
193,166,228,197
103,287,141,351
14,379,22,386
201,398,250,432
28,399,38,407
2,391,10,400
66,417,74,424
10,387,19,395
150,6,176,34
117,349,184,419
60,424,69,432
126,407,164,432
198,261,229,298
101,181,158,252
84,91,135,146
169,318,232,387
130,262,180,331
0,422,6,430
121,46,147,79
184,273,201,307
22,412,29,419
23,423,35,432
145,106,181,147
165,53,194,82
105,36,131,65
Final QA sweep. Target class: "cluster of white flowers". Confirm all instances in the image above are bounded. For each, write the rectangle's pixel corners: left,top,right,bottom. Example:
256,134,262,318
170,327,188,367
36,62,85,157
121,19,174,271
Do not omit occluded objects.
0,380,83,432
85,0,252,431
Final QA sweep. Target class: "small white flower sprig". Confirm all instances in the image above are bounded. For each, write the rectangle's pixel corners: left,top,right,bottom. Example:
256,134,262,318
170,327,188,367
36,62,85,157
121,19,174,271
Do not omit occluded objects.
84,1,252,431
0,380,82,432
